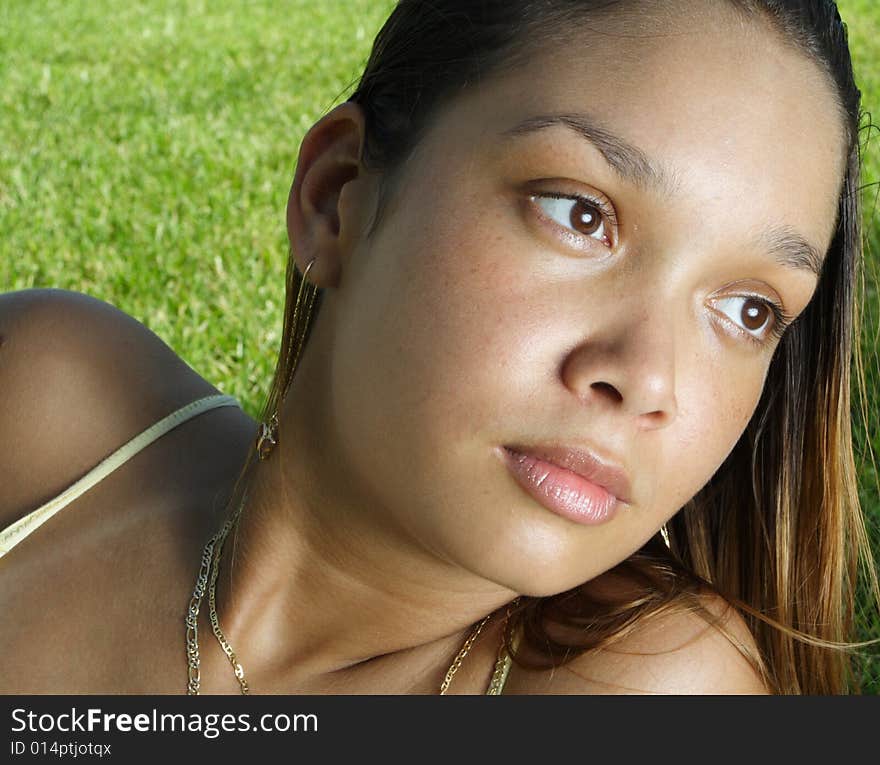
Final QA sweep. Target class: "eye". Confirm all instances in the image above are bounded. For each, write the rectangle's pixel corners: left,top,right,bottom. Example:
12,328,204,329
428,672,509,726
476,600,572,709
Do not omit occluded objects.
711,294,792,346
529,193,614,248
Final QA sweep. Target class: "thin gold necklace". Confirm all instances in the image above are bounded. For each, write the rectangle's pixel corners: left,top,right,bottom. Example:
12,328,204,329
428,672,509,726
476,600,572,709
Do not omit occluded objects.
185,502,515,694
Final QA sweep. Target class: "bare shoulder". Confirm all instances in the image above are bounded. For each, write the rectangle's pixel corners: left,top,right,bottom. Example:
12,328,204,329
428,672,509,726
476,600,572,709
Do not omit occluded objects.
0,288,224,527
0,288,256,692
506,589,769,695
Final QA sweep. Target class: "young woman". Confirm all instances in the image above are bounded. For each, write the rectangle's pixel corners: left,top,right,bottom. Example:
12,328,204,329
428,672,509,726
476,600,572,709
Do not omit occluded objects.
1,0,877,694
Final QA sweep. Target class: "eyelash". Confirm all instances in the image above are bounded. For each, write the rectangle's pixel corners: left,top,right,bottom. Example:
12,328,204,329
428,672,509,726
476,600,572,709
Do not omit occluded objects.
528,191,795,349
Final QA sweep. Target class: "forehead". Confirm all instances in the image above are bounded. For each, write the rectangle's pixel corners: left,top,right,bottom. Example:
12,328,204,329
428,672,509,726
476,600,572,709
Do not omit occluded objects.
415,3,847,257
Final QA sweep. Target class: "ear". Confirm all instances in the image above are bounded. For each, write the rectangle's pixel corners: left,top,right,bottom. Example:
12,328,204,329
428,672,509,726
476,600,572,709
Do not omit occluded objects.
286,101,372,289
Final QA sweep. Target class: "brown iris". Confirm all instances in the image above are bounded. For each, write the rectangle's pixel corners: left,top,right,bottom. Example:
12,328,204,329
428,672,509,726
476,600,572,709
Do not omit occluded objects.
570,199,603,236
741,298,770,331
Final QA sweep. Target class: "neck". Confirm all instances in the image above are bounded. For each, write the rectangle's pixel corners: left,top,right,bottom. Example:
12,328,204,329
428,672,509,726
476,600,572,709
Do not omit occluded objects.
209,416,518,690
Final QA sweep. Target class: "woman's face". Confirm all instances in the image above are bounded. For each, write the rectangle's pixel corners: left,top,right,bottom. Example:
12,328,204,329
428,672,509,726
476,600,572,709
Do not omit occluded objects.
301,5,847,596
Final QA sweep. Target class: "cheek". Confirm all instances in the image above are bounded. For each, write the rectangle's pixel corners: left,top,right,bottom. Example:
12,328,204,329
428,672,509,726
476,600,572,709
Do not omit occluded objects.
328,191,522,457
707,362,767,456
386,216,565,439
661,363,767,512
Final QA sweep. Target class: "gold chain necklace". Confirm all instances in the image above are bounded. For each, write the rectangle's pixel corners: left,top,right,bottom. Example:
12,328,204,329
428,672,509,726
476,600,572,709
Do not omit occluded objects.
185,497,515,695
185,499,248,694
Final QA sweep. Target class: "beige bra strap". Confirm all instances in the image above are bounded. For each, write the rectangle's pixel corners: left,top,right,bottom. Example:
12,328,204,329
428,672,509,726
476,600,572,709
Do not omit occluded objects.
0,394,242,559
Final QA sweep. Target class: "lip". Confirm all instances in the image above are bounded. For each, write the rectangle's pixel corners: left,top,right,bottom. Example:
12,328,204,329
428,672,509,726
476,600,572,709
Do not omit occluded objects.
498,443,632,526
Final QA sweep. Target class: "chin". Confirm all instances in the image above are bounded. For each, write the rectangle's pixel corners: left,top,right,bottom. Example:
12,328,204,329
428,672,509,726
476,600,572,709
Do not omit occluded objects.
481,555,610,600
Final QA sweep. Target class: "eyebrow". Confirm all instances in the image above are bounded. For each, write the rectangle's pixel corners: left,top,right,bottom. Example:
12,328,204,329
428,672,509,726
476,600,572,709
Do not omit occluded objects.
500,112,825,278
501,112,680,196
755,224,824,278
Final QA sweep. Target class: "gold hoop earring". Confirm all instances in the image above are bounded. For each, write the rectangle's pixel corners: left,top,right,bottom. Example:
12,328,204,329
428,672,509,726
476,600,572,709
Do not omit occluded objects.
255,257,319,460
659,523,671,549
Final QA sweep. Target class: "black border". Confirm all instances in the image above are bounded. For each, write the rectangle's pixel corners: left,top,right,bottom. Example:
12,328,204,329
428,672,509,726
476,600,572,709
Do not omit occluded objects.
3,695,878,760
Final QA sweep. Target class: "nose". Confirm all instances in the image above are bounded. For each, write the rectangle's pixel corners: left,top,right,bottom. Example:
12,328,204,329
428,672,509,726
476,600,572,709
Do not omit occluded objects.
560,307,679,429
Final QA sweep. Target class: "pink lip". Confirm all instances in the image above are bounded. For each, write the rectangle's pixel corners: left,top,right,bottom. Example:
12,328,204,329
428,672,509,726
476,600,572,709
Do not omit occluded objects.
498,444,631,526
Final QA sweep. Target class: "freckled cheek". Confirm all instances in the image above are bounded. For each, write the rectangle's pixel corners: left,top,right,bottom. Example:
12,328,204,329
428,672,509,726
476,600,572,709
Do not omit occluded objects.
713,366,767,446
386,227,553,440
664,367,766,509
349,200,530,411
400,198,540,337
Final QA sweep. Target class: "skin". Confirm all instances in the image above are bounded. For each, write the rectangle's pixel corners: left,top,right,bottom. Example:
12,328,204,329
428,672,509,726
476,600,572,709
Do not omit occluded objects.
196,1,849,692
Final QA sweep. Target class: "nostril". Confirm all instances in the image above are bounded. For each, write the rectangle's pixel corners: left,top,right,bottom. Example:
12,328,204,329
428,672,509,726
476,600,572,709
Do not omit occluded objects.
591,381,623,403
638,409,671,429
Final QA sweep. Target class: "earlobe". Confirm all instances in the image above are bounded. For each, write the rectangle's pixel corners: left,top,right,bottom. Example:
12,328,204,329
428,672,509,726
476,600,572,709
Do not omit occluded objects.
286,102,368,289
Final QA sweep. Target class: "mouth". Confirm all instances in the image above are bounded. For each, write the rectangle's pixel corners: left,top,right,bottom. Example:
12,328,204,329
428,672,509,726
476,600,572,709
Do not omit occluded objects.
498,443,631,526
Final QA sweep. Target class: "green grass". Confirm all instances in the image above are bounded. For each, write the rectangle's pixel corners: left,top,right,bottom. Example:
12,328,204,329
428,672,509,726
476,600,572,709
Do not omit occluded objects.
1,0,878,692
0,0,395,401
